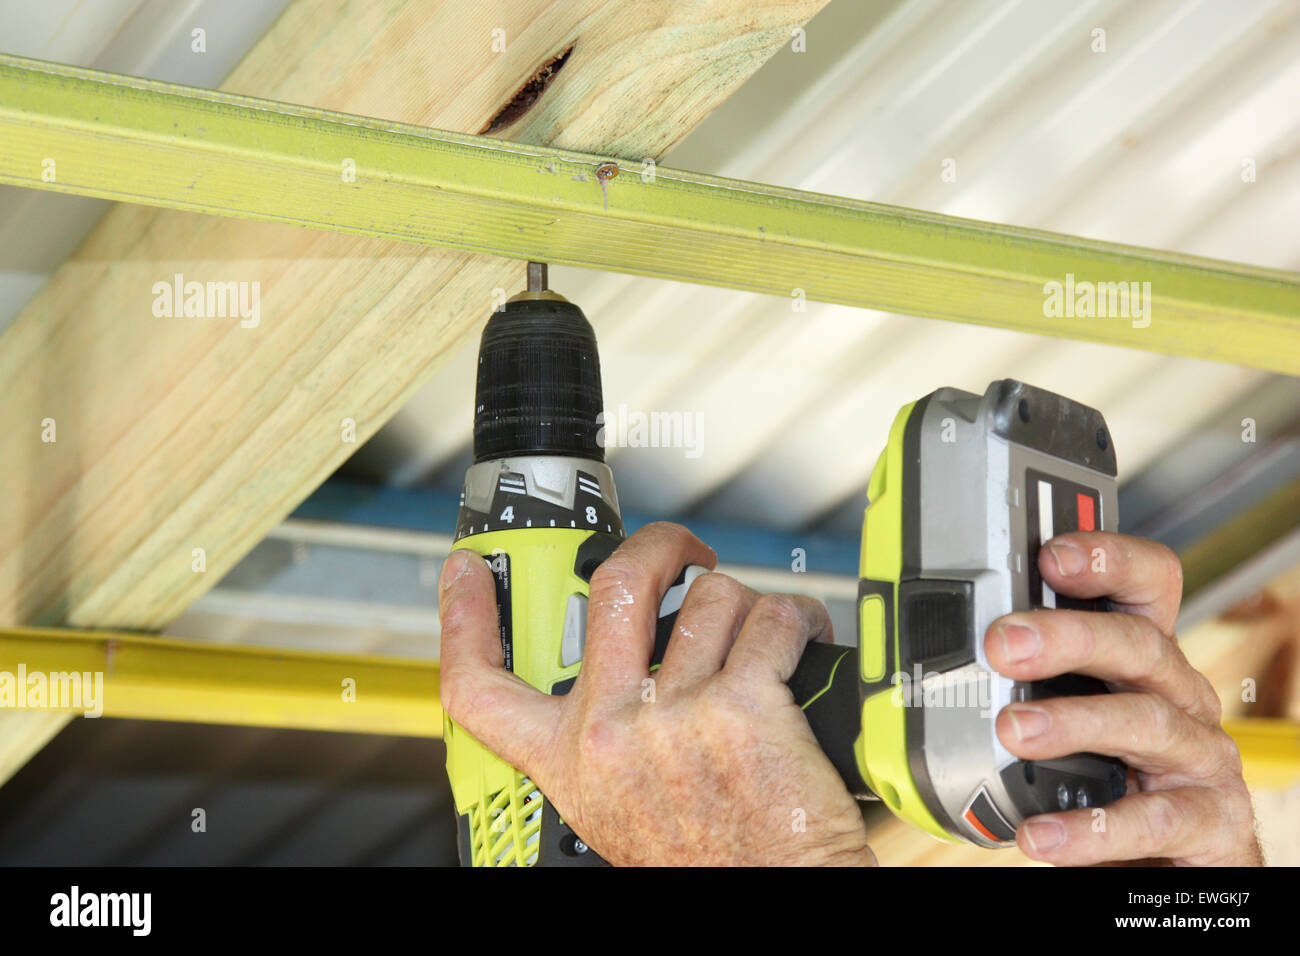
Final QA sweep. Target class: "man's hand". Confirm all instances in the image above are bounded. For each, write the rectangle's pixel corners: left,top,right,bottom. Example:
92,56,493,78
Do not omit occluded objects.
439,522,874,866
985,531,1262,866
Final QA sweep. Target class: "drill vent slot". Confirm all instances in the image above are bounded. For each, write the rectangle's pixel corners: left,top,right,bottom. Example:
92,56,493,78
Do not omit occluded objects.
468,774,543,866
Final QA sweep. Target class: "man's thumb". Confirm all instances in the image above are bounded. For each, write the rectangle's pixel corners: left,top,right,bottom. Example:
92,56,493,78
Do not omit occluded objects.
438,549,558,767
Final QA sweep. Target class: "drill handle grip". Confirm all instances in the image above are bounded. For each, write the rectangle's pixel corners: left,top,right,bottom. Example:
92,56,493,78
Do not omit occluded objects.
787,642,868,797
648,566,867,797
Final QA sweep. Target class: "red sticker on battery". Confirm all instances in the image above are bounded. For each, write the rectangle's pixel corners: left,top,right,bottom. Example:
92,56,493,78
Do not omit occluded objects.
1076,493,1095,531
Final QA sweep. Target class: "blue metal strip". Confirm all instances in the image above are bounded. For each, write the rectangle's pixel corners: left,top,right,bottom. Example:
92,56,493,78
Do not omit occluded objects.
292,479,860,575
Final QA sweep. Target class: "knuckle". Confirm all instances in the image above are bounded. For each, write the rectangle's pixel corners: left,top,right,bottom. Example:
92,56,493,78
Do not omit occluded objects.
1150,636,1223,725
1185,729,1228,780
1139,791,1181,851
641,520,689,538
1162,705,1224,780
576,714,626,769
1185,660,1223,720
588,559,645,603
1135,617,1171,678
640,521,697,553
753,593,804,630
1160,546,1185,592
1142,693,1177,743
708,671,763,713
1216,731,1245,779
1200,677,1224,723
693,571,746,605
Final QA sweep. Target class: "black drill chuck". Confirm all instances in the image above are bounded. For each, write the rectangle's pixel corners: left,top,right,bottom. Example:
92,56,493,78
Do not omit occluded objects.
473,294,606,463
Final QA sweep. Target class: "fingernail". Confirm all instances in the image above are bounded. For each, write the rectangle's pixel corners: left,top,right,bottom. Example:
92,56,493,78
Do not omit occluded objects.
1005,704,1051,741
1023,818,1066,852
1047,540,1086,576
998,622,1041,663
440,549,473,590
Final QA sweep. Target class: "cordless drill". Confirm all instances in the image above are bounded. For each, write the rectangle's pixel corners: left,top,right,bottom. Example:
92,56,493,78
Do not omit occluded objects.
441,264,854,866
443,264,1125,863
